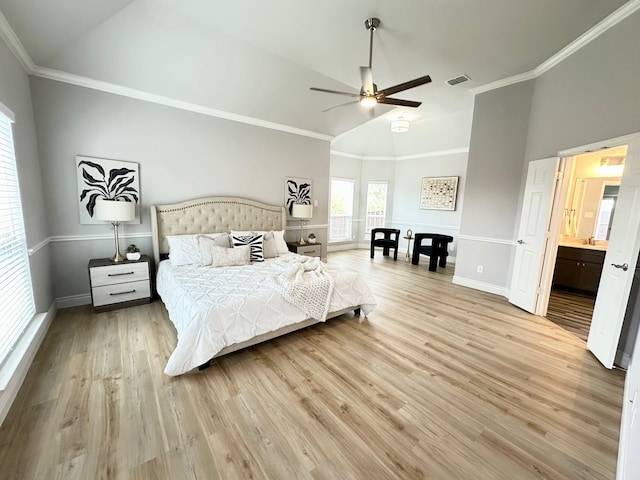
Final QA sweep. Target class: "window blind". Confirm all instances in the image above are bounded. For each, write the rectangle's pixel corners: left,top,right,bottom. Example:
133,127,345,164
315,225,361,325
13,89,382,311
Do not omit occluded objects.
0,107,35,368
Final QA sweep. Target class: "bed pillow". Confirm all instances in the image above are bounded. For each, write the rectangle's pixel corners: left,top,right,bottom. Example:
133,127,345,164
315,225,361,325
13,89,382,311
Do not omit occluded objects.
167,234,202,266
197,233,231,265
210,244,250,267
272,230,289,255
231,233,264,262
261,231,278,259
167,233,228,266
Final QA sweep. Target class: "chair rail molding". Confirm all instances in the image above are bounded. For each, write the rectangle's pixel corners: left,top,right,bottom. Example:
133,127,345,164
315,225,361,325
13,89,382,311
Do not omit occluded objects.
456,234,517,246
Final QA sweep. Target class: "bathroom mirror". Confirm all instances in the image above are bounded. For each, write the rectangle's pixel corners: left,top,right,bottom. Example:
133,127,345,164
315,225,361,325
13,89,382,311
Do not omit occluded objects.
573,177,620,239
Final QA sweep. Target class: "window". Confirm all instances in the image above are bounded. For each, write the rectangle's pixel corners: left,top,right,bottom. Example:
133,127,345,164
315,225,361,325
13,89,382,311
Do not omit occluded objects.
329,178,354,242
365,182,388,234
0,103,35,368
594,185,619,241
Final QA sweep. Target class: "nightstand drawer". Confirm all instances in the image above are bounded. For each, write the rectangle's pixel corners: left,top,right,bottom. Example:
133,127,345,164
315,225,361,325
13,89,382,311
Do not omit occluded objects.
90,262,149,287
92,280,151,307
295,244,321,257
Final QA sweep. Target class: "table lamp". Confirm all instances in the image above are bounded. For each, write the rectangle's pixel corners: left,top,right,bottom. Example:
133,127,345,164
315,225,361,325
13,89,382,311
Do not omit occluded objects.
291,204,313,245
95,199,136,262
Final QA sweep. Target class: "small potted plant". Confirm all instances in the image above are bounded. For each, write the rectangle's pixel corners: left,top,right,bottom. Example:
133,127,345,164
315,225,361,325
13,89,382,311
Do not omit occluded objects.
126,244,141,261
307,233,317,244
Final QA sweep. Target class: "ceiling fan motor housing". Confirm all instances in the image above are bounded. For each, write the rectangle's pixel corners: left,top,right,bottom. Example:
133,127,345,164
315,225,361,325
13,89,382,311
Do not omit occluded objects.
365,18,380,31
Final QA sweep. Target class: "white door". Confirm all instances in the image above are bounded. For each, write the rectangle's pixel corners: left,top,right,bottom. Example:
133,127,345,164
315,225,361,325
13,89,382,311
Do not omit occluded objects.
509,157,560,313
617,325,640,480
588,136,640,368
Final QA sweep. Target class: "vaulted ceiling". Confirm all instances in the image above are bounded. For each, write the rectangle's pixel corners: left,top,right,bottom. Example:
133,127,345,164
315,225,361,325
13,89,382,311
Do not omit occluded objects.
0,0,630,155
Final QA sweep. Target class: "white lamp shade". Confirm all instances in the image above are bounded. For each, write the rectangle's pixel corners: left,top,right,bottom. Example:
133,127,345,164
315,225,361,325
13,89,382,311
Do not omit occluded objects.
291,203,313,219
95,199,135,222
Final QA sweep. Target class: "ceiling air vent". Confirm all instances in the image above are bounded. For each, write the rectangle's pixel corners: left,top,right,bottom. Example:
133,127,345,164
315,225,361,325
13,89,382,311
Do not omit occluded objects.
447,74,471,86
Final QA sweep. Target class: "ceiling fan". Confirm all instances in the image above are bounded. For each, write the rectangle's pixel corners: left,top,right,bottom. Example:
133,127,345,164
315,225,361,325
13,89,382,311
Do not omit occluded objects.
310,17,432,112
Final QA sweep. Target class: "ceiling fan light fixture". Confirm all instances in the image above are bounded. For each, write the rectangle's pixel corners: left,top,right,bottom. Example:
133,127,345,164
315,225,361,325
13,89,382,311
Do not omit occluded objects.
360,96,377,108
391,119,410,133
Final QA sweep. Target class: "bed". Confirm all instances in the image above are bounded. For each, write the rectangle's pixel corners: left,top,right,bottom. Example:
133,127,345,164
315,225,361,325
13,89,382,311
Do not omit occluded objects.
151,196,376,376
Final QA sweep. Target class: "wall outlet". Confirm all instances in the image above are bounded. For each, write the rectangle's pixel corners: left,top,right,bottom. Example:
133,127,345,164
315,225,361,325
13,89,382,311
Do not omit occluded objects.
477,265,484,273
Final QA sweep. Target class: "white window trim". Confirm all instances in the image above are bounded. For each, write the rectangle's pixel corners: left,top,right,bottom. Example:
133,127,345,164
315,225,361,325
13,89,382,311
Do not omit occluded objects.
0,100,37,380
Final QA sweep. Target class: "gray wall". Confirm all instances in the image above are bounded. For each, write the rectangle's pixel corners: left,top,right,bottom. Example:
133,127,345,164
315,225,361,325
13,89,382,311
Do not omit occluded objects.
524,11,640,160
391,153,467,256
0,38,52,312
455,9,640,294
30,77,330,300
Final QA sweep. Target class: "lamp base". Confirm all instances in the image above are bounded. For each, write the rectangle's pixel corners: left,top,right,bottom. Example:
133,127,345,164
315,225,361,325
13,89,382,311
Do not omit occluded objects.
111,252,126,263
299,239,306,245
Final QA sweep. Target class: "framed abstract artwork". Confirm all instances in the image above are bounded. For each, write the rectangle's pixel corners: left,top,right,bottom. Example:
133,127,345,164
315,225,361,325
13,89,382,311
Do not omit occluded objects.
284,177,312,217
76,155,141,224
420,176,458,211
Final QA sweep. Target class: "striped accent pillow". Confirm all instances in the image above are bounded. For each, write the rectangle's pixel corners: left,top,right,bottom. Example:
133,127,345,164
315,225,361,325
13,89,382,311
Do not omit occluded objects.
231,233,264,262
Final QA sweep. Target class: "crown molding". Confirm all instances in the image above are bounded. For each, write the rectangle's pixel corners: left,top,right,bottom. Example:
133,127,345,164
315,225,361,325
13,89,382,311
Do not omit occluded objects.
330,147,469,161
0,10,35,73
471,0,640,95
31,66,334,142
3,1,639,135
0,11,333,143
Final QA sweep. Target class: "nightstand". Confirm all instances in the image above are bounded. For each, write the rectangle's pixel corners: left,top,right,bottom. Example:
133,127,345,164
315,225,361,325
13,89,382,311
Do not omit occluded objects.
88,255,152,311
287,242,322,258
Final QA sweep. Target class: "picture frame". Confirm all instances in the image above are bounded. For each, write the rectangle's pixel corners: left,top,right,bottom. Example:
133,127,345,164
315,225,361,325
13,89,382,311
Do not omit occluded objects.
76,155,141,224
284,177,312,217
420,176,458,211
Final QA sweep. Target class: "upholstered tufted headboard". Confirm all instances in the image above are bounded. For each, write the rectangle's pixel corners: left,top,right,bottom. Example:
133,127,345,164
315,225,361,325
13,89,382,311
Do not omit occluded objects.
150,196,286,266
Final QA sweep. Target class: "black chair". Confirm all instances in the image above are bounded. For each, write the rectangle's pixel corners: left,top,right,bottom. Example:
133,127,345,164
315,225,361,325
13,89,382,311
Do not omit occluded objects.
412,233,454,271
370,228,401,261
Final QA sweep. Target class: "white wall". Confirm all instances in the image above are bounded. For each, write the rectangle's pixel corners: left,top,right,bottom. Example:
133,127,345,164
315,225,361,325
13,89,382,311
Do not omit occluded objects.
30,77,331,301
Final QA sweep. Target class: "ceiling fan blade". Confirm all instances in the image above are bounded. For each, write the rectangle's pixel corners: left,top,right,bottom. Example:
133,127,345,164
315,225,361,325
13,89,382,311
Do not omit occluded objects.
310,87,361,98
378,97,422,108
322,100,360,112
360,66,374,95
377,75,432,97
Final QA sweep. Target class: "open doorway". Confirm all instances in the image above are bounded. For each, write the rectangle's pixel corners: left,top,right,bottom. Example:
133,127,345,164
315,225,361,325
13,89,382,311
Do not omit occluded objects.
546,146,626,341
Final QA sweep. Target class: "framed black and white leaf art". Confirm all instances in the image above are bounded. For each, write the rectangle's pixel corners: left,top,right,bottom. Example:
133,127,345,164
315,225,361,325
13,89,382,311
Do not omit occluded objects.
76,155,141,224
284,177,312,217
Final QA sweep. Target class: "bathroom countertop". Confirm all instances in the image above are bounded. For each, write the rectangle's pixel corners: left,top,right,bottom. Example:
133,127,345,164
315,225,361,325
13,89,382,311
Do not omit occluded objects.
557,239,608,251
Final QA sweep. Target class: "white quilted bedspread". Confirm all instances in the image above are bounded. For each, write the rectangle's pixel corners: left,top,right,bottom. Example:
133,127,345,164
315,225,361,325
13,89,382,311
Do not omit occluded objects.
157,253,376,376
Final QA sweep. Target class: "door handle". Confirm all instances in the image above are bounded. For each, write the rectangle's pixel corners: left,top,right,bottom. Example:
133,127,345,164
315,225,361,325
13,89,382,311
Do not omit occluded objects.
611,263,629,271
517,240,524,244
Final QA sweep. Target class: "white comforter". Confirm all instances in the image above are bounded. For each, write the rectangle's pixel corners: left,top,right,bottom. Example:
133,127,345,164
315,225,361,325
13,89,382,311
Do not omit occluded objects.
157,253,376,376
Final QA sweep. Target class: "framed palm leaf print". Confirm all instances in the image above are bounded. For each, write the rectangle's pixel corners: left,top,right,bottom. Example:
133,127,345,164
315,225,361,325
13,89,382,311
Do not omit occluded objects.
76,155,141,224
284,177,312,217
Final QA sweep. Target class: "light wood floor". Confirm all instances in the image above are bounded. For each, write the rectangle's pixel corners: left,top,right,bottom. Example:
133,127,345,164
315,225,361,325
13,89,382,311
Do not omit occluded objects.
0,250,625,479
546,289,596,342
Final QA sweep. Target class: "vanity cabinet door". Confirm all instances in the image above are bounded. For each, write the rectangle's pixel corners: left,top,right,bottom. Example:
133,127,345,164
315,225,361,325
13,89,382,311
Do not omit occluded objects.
552,246,605,294
553,257,580,289
578,261,604,293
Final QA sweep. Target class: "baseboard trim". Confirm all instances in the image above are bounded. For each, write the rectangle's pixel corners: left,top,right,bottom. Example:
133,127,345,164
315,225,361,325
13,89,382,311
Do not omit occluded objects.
56,293,92,309
0,301,56,426
327,243,359,252
452,275,509,297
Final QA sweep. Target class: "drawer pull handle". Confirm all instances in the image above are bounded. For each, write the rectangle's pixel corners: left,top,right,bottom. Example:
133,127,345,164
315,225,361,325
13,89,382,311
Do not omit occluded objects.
611,263,629,271
110,289,136,296
108,271,135,277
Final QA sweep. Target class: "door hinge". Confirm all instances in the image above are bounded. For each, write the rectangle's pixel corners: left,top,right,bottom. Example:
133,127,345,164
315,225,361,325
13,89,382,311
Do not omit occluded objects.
555,171,563,180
